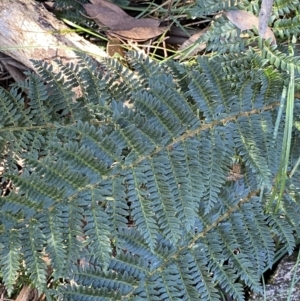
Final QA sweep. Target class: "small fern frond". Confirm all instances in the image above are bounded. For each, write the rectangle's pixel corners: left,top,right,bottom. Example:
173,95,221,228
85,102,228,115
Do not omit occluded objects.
267,212,295,255
190,0,239,17
237,0,260,15
0,229,21,296
31,60,77,121
42,209,67,279
203,17,247,54
21,220,48,293
261,40,300,74
273,0,300,17
273,15,300,38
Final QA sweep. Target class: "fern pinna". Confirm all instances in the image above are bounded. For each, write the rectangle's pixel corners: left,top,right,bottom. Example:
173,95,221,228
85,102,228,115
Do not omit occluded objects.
0,51,300,301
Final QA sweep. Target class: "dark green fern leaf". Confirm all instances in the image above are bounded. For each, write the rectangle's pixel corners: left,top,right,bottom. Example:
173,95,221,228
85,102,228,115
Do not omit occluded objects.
0,52,299,301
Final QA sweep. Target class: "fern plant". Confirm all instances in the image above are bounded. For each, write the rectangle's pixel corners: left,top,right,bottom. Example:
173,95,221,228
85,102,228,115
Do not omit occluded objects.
0,50,300,301
196,0,300,54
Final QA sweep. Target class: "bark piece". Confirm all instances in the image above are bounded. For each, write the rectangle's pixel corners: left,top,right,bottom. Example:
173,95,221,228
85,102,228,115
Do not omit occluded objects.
0,0,107,73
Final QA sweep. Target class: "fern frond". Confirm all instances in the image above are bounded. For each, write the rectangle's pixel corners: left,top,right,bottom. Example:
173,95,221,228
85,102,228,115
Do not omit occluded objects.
261,40,300,74
190,0,239,17
42,209,67,279
237,0,260,15
273,0,300,17
274,15,300,38
238,200,275,270
1,52,300,301
31,60,77,121
21,220,48,293
203,17,247,54
267,212,295,254
0,229,21,296
61,203,86,274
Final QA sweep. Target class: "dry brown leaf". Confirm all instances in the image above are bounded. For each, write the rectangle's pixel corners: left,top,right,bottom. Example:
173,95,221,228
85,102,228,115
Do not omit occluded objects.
109,27,167,41
227,164,243,182
83,1,159,30
83,0,162,41
89,0,127,16
87,0,159,29
225,10,276,44
111,18,160,31
83,5,122,29
100,17,160,31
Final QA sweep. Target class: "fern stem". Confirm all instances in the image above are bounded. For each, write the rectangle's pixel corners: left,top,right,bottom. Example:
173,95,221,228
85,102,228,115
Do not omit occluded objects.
273,85,287,140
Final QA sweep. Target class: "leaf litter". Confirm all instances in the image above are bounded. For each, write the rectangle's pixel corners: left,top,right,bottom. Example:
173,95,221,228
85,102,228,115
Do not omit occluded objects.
83,0,166,42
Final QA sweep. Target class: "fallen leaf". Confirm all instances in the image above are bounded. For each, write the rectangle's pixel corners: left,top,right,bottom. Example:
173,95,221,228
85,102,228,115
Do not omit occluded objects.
83,0,162,41
103,18,160,31
225,10,276,44
83,4,126,29
109,27,167,42
89,0,127,16
84,4,159,31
